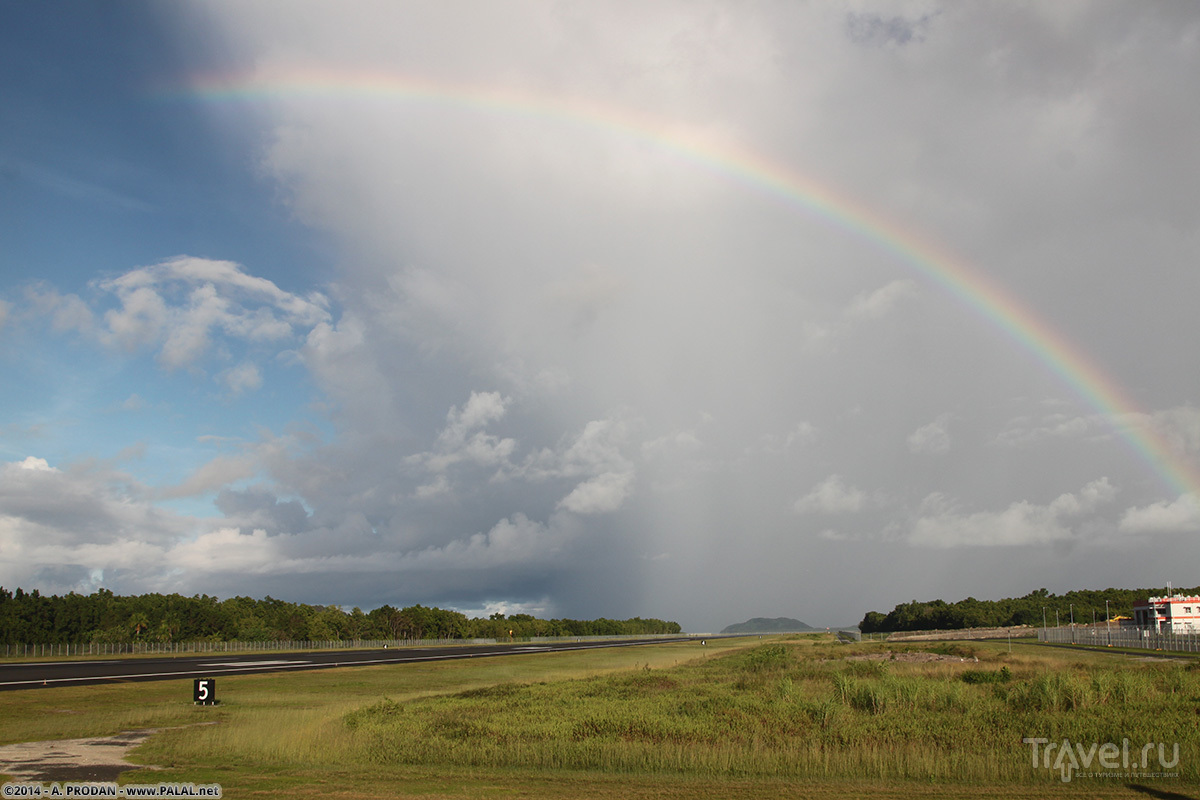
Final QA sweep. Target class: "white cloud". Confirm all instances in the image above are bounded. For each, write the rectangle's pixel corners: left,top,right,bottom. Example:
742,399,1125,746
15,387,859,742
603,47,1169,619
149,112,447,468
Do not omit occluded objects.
1147,406,1200,455
993,413,1096,447
907,414,951,455
908,478,1117,547
816,528,862,542
558,419,633,474
156,455,258,501
403,395,638,515
520,418,635,482
17,456,57,472
104,257,328,325
994,406,1200,454
452,598,552,620
1070,478,1120,512
413,474,451,500
407,391,517,482
93,256,330,369
558,470,634,514
762,421,817,454
0,443,582,599
167,527,275,574
846,279,917,319
540,265,631,333
395,513,575,572
0,456,199,592
164,512,575,578
641,429,702,460
218,362,264,395
1119,494,1200,534
23,285,95,334
997,406,1154,448
794,475,869,515
102,285,168,353
785,422,817,448
300,314,394,430
443,391,510,445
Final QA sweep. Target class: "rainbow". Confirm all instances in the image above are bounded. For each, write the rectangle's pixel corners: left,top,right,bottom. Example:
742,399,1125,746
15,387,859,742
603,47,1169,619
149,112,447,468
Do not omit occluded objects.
169,68,1200,500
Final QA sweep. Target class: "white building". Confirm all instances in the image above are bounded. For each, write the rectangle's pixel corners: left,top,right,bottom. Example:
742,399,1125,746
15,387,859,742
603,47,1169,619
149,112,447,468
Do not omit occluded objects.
1132,595,1200,634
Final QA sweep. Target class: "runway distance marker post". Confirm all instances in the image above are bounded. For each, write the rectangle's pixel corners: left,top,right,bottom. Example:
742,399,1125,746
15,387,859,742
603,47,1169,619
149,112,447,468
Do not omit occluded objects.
194,677,217,705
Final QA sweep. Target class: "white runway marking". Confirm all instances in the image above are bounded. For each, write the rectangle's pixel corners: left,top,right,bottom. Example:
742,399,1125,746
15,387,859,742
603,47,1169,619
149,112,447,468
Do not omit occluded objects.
200,660,310,667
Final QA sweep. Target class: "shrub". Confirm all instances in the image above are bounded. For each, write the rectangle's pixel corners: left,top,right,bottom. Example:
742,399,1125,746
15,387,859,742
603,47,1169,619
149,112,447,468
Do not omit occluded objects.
344,697,403,730
847,660,889,678
961,666,1011,685
744,644,790,672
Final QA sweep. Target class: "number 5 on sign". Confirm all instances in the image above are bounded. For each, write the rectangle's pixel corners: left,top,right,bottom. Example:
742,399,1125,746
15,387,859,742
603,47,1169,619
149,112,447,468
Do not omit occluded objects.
194,677,217,705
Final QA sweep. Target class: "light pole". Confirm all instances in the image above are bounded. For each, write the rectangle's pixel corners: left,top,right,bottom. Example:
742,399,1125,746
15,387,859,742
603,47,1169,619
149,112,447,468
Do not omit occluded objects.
1070,604,1075,643
1106,600,1111,646
1055,609,1060,629
1042,606,1047,640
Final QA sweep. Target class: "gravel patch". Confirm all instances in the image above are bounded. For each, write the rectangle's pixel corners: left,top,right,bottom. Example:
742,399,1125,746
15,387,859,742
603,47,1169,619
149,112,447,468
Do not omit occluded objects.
0,729,161,782
844,652,979,663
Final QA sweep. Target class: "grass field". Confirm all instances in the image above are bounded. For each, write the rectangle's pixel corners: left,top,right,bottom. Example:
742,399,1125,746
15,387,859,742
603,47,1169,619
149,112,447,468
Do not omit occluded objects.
2,636,1197,798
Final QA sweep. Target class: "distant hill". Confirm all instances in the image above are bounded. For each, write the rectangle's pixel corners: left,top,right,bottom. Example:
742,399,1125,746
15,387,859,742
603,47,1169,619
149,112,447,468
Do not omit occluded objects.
721,617,814,634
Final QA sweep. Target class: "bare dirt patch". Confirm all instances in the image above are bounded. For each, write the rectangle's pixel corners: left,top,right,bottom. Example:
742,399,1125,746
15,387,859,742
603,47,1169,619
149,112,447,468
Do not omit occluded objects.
845,652,979,663
0,729,161,782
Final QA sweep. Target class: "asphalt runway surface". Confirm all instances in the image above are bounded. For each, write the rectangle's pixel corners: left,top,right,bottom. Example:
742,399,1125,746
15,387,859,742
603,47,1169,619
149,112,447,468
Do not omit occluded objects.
0,637,698,692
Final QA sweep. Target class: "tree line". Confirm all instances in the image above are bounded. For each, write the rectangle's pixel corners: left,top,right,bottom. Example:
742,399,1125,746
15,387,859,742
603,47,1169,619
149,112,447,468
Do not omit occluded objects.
858,586,1200,633
0,587,681,645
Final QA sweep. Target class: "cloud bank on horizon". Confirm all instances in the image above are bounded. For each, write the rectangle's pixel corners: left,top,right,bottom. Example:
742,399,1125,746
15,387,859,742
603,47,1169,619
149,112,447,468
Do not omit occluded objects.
2,2,1199,630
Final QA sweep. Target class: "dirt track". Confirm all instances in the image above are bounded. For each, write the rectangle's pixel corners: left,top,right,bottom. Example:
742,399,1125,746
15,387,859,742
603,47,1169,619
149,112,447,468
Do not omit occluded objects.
845,652,979,663
0,729,158,782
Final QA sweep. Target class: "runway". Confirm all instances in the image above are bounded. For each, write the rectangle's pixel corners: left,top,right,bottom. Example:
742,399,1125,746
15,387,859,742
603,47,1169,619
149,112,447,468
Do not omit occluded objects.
0,637,696,691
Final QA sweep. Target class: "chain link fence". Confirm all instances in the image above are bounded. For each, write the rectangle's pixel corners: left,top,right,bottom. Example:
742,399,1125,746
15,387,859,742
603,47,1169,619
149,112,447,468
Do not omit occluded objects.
857,625,1036,643
1038,625,1200,653
1,632,695,659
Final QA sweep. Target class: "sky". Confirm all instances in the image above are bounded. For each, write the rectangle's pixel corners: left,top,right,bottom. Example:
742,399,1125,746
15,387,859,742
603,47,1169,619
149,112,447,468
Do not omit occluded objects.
2,1,1199,631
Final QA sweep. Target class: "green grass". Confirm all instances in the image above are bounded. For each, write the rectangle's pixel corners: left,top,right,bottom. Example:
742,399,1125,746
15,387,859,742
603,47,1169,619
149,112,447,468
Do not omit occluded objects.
2,635,1197,798
0,638,736,746
309,641,1199,783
